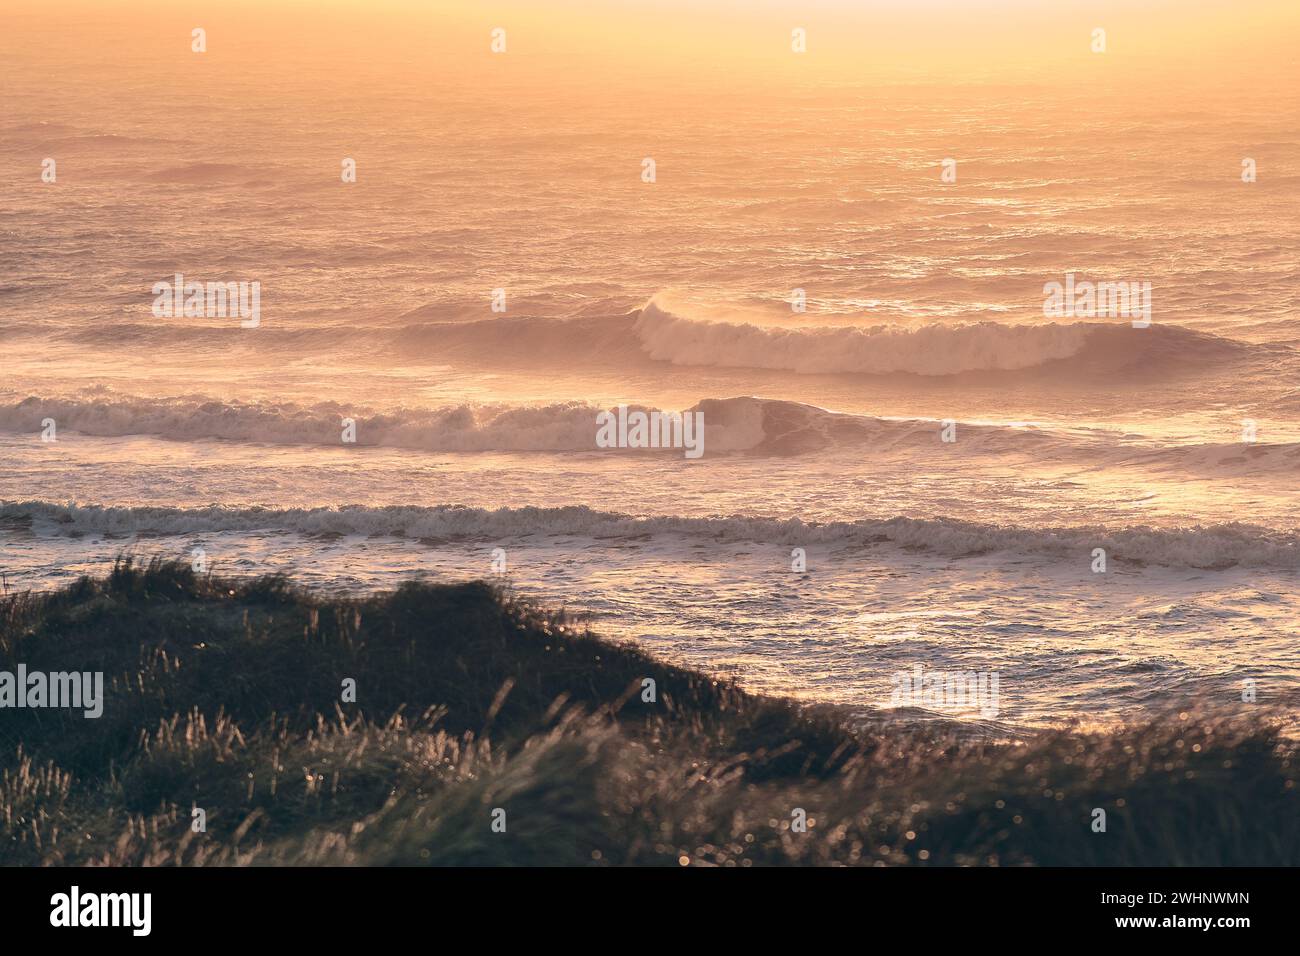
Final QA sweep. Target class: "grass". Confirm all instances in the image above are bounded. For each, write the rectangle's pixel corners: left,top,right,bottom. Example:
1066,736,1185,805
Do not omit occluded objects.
0,557,1295,866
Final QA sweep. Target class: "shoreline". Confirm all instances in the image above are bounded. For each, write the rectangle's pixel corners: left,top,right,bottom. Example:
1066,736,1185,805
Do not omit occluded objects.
1,557,1295,866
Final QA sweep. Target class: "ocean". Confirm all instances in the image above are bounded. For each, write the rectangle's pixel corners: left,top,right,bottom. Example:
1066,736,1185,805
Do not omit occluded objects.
3,37,1298,733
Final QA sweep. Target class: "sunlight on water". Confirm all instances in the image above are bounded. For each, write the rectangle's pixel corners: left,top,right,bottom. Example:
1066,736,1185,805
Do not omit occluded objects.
2,0,1298,732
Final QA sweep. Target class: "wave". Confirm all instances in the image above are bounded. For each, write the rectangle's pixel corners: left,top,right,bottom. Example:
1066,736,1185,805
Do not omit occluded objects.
390,300,1257,379
633,300,1251,377
31,313,645,364
27,298,1265,382
0,393,800,454
4,500,1298,570
4,393,1298,469
0,395,608,453
392,313,644,364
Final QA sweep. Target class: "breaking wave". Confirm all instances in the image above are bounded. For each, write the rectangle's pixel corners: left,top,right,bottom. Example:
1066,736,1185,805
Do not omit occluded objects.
0,395,607,453
3,393,1298,469
632,299,1250,376
29,298,1261,381
4,500,1298,570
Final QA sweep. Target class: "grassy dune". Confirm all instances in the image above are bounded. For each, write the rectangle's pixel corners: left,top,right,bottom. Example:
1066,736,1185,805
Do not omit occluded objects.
1,558,1295,866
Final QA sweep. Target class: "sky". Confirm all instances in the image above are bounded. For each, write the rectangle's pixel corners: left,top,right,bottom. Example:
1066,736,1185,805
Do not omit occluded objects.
3,0,1296,89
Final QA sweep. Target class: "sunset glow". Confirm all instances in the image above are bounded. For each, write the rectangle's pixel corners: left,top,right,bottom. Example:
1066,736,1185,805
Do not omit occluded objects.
1,0,1296,894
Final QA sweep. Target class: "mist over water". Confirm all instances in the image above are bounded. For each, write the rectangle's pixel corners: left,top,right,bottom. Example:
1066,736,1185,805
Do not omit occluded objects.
3,9,1298,730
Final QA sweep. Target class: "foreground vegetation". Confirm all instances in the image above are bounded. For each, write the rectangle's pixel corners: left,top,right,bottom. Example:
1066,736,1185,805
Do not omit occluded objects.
1,559,1295,866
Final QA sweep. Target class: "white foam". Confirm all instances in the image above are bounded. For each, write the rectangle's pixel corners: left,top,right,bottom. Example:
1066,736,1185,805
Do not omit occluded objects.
4,500,1297,570
633,298,1244,376
635,300,1092,375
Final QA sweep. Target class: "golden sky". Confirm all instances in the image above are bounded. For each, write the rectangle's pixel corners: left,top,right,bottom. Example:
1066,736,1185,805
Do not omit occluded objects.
4,0,1296,90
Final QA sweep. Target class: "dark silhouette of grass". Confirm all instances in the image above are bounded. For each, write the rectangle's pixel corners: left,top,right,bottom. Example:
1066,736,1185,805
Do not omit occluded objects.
0,557,1295,866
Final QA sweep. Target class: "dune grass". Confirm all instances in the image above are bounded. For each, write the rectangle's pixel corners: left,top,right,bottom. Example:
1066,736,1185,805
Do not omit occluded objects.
0,557,1295,866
